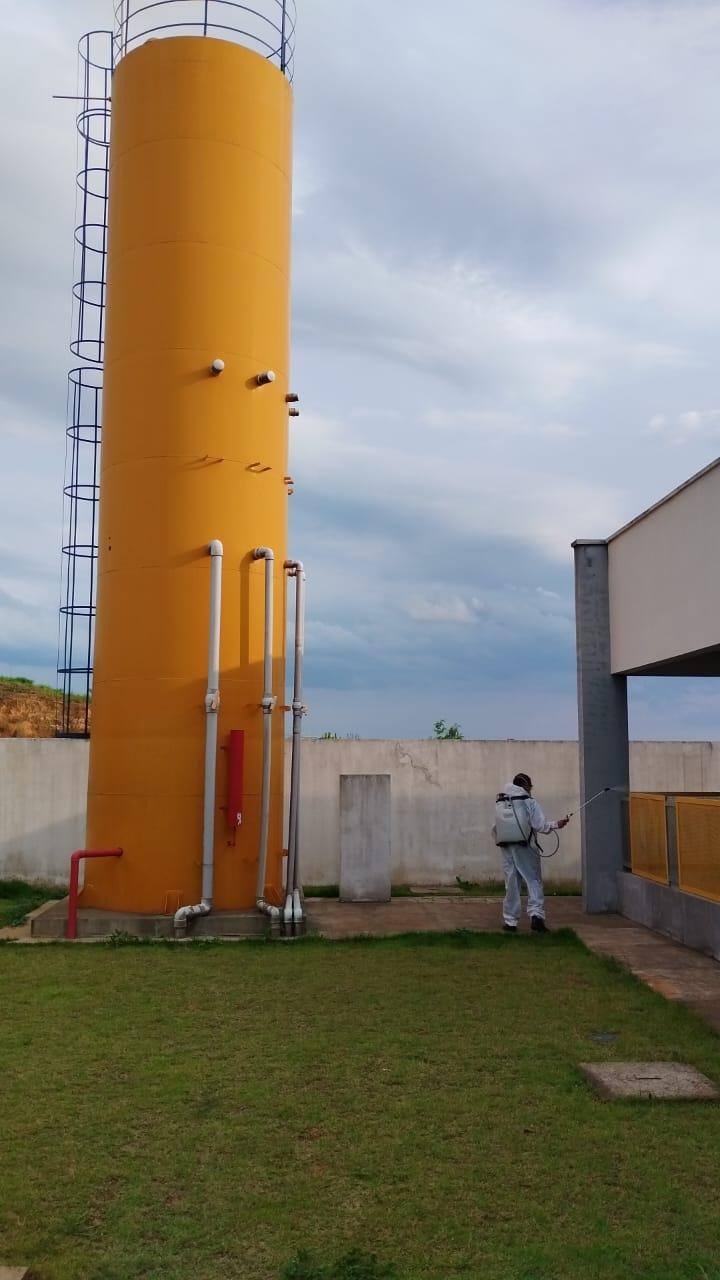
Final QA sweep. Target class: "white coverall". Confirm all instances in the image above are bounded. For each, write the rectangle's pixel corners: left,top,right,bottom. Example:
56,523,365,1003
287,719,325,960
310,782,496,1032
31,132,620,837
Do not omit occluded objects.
500,782,560,927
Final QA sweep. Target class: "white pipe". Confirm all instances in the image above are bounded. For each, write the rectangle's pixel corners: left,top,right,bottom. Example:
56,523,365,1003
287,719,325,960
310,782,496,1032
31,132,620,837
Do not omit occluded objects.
174,540,223,932
284,560,306,925
253,547,278,918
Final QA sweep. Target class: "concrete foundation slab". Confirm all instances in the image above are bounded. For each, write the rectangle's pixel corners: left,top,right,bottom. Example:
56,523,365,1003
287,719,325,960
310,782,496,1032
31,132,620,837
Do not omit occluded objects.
580,1061,719,1101
340,774,391,902
30,898,272,941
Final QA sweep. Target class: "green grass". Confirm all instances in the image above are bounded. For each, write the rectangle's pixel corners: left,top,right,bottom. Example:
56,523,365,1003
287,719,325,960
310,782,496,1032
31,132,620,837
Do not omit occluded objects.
305,881,581,899
454,876,582,897
0,674,85,701
0,878,65,928
2,933,720,1279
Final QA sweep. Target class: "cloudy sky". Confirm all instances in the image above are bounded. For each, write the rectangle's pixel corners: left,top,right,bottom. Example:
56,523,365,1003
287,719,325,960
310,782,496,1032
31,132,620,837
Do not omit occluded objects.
2,0,720,740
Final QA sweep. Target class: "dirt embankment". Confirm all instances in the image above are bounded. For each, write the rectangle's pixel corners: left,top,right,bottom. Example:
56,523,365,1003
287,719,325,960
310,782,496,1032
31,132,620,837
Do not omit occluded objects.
0,679,88,738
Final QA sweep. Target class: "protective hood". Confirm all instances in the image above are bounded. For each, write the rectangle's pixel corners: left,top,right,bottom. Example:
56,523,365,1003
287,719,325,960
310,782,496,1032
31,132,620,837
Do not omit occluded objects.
502,782,530,798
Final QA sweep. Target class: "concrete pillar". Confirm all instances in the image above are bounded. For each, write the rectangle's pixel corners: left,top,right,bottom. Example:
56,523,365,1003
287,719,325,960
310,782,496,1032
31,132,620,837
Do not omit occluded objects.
573,541,629,913
339,775,391,902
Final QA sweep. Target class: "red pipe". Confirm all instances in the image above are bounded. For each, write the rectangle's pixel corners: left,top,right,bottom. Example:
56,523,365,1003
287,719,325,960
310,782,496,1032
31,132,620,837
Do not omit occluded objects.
67,848,123,940
225,729,245,845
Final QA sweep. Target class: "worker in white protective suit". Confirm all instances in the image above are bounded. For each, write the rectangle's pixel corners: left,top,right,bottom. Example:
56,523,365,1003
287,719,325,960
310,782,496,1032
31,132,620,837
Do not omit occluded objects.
493,772,569,934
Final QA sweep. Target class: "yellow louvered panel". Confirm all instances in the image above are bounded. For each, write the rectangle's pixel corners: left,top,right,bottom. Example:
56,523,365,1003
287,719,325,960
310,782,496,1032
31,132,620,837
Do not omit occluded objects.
629,794,668,885
676,798,720,903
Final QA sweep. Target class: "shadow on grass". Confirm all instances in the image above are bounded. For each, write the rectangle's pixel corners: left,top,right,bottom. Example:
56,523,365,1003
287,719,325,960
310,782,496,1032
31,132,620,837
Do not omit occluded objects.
280,1249,399,1279
1,927,585,951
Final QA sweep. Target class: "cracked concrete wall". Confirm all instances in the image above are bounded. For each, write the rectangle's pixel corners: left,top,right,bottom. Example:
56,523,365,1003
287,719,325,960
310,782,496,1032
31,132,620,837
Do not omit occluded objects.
293,739,720,886
295,740,580,886
3,737,720,887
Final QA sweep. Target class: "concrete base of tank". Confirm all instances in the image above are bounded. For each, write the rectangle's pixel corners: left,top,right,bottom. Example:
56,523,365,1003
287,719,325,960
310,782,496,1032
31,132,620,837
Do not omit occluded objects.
29,898,304,941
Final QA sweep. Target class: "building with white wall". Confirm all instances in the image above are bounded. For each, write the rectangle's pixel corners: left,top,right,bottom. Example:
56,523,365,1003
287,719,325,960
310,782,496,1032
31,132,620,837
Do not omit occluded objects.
575,457,720,955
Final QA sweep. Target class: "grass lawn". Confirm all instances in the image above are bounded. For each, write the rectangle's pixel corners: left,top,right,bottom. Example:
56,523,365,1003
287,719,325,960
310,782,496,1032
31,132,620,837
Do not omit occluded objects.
0,878,65,928
2,932,720,1280
304,881,581,898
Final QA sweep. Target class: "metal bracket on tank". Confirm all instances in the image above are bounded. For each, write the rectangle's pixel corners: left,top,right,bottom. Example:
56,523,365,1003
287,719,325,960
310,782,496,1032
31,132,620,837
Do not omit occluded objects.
247,462,272,474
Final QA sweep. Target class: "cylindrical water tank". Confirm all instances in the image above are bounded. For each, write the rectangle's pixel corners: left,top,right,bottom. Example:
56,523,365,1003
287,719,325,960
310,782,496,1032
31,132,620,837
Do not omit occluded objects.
83,31,293,913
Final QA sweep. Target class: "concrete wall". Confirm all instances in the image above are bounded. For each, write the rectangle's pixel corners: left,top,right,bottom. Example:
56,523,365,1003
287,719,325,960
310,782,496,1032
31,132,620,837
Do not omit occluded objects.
608,461,720,674
294,738,720,886
0,739,89,884
4,736,720,887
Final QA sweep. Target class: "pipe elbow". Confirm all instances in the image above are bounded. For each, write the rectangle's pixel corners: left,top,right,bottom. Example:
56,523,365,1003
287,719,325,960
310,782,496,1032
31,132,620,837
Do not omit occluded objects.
173,900,212,930
257,898,281,919
209,540,224,557
253,546,275,562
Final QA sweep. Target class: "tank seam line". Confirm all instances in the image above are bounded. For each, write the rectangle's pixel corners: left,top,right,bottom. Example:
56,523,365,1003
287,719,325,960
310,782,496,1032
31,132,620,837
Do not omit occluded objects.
111,137,291,181
106,240,290,281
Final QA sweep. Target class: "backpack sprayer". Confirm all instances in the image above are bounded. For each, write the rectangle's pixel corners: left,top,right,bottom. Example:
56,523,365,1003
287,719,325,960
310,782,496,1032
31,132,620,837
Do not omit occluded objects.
493,785,627,859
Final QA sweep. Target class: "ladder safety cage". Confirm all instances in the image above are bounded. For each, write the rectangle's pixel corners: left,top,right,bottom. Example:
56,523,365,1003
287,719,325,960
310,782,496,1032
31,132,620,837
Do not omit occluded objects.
113,0,297,80
57,31,112,738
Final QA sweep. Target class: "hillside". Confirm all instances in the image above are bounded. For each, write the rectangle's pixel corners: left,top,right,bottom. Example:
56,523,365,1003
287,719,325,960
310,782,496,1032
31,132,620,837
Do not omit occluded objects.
0,677,88,738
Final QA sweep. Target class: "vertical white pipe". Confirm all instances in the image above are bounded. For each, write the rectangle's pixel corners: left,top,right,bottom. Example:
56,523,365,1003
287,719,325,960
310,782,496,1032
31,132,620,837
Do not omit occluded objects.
173,540,223,930
253,547,278,914
284,560,305,923
201,540,224,904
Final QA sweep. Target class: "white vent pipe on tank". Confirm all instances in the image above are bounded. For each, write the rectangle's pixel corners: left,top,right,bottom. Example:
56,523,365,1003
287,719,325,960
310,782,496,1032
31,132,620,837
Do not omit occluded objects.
174,540,223,931
253,547,280,919
284,560,306,925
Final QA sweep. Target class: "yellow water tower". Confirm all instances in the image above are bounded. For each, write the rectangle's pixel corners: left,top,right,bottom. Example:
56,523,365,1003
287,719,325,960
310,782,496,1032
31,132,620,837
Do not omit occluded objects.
77,2,303,934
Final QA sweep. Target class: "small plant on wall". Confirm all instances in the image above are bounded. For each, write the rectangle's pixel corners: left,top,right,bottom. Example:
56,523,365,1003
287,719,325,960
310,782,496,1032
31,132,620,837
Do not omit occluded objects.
433,719,464,740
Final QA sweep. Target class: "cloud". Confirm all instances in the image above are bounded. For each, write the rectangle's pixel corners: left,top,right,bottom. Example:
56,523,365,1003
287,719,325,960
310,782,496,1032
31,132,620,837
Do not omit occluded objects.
404,596,480,625
422,409,583,440
4,0,720,738
293,413,623,561
647,410,720,446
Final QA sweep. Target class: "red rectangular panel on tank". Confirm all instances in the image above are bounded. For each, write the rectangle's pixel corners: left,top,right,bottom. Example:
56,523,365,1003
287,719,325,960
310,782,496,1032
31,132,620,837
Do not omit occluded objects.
226,729,245,839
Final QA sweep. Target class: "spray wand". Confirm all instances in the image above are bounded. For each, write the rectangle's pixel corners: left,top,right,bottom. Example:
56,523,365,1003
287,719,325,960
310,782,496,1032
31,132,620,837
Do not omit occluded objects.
535,785,625,857
565,784,627,821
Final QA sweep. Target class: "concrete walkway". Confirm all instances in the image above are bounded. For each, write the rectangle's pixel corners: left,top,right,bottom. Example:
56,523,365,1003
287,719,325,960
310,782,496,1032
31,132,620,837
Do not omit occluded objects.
306,895,720,1035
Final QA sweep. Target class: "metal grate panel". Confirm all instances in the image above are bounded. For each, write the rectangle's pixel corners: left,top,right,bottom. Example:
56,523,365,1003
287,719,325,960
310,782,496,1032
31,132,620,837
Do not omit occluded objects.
629,793,669,884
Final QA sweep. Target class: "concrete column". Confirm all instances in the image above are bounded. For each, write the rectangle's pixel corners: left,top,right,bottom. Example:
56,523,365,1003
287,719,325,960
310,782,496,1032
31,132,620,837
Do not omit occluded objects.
574,541,629,913
340,774,391,902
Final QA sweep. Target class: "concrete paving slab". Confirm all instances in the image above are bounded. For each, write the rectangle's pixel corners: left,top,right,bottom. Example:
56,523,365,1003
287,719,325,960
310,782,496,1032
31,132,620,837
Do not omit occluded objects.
0,924,30,942
580,1061,719,1101
408,885,462,895
0,1266,30,1279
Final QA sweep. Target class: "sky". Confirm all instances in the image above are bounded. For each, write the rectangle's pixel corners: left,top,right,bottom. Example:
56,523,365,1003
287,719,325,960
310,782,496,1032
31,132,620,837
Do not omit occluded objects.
2,0,720,740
